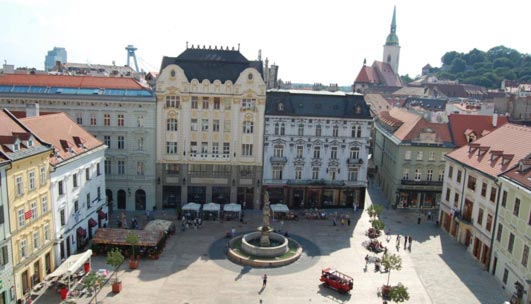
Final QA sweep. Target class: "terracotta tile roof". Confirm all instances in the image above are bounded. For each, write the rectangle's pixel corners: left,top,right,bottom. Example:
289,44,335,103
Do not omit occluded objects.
364,94,392,115
502,157,531,190
448,114,509,148
354,66,380,83
0,74,146,89
387,108,422,140
20,113,104,165
447,124,531,177
372,61,402,87
0,109,45,157
379,108,451,144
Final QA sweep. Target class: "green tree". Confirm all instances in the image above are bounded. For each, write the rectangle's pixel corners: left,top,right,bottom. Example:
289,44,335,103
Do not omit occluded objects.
450,58,466,73
126,231,140,259
441,51,462,66
381,253,402,286
371,219,386,231
106,248,124,283
388,283,410,303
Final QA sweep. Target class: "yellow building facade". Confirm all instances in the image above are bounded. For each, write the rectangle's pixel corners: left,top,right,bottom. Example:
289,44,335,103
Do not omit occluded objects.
0,109,54,301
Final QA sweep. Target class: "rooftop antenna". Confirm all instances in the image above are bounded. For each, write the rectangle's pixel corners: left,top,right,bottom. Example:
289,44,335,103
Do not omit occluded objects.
258,49,262,61
125,45,139,72
238,43,240,51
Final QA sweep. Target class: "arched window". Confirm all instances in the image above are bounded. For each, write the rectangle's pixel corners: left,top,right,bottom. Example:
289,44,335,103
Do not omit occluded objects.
167,118,178,131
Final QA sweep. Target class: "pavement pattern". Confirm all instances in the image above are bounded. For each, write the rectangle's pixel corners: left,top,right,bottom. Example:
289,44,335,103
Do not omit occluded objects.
38,185,508,304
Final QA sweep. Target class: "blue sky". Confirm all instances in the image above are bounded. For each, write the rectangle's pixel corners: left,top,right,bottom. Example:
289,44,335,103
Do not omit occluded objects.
1,0,530,85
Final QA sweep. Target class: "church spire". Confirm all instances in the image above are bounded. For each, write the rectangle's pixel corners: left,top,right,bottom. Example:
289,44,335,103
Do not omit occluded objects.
385,6,399,46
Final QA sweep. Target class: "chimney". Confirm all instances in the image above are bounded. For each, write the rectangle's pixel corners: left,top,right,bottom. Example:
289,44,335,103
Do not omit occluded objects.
26,103,40,117
492,113,498,127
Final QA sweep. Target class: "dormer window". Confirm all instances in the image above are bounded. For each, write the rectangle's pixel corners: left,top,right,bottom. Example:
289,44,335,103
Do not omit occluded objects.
13,139,20,151
27,136,33,147
355,105,362,114
278,102,284,111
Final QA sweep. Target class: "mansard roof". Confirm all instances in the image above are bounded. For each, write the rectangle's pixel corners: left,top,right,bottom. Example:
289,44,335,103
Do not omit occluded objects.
160,46,263,83
266,90,371,119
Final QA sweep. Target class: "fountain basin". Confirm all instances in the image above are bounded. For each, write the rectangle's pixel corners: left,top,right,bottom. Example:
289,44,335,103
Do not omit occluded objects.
227,234,303,268
241,232,288,258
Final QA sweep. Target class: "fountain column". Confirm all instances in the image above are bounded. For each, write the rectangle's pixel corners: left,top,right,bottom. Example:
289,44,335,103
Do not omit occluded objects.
260,191,272,246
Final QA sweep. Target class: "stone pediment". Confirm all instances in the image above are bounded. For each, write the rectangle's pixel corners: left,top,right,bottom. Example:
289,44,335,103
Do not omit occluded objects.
271,138,287,145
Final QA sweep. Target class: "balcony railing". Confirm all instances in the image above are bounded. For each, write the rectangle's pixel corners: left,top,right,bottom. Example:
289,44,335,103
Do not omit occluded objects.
400,180,443,186
347,158,363,165
286,179,345,186
269,156,288,164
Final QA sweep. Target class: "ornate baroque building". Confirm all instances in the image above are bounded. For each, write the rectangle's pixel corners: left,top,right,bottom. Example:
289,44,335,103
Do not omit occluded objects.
155,45,265,209
263,90,372,209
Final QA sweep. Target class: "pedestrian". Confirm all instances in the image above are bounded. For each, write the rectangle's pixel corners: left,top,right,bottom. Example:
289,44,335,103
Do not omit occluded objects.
365,254,369,266
353,203,357,213
386,228,391,242
396,235,401,251
408,235,412,251
427,211,432,221
262,274,268,288
417,214,421,224
347,218,351,226
404,235,408,250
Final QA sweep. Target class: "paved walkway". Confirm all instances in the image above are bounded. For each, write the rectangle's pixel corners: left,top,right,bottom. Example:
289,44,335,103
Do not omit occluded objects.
38,185,508,304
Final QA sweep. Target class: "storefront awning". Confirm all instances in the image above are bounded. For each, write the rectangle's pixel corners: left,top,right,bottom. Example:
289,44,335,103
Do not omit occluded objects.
76,227,86,237
98,210,107,220
46,249,92,279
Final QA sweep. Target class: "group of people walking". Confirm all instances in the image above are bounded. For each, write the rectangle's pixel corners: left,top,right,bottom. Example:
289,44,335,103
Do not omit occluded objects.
395,234,413,251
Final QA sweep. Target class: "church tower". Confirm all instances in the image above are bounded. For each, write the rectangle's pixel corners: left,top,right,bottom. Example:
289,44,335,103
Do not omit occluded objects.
383,6,400,75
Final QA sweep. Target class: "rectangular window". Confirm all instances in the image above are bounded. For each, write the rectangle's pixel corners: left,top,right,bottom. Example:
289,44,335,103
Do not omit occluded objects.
213,97,220,109
166,142,178,154
166,164,179,175
295,168,302,180
486,214,493,232
16,175,24,196
33,231,39,250
477,208,483,225
103,113,110,126
117,114,124,127
97,187,101,200
242,144,253,156
414,169,421,181
501,190,508,207
445,187,451,202
118,160,125,175
273,145,284,157
405,150,411,160
0,246,8,265
508,233,515,253
85,168,90,181
426,169,433,181
416,151,423,160
502,269,508,284
513,198,520,216
104,135,111,147
20,239,26,259
241,98,256,110
40,166,46,185
58,180,64,195
90,113,97,126
202,97,209,109
457,170,462,183
60,209,65,226
190,142,197,155
117,136,125,149
312,167,319,180
438,170,445,181
496,223,503,242
330,147,337,159
76,113,83,124
223,143,230,155
41,196,48,213
272,166,283,180
74,200,79,212
298,124,304,136
86,193,91,209
296,146,303,158
313,146,320,159
448,166,453,179
73,173,78,188
402,168,409,180
467,175,476,191
223,98,231,110
191,96,198,109
18,208,25,228
454,193,459,208
30,201,37,220
201,142,208,153
165,95,180,108
490,187,497,203
428,151,435,161
191,119,198,131
27,171,35,191
224,120,231,132
212,142,219,155
481,182,487,197
213,120,220,132
522,245,529,267
137,114,144,127
137,161,144,175
201,119,209,131
104,160,111,175
348,168,358,181
44,224,50,242
137,137,144,150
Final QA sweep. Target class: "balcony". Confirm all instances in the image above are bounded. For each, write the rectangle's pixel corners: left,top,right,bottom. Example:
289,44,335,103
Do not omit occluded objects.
189,153,231,161
269,156,288,164
286,179,345,186
347,158,363,165
400,180,443,186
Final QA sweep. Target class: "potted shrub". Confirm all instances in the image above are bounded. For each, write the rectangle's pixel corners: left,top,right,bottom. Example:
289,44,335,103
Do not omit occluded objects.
82,271,105,300
388,283,410,303
380,253,402,299
126,231,140,269
106,248,125,293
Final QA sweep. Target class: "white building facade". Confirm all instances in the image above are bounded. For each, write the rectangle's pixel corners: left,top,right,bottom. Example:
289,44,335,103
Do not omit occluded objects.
0,74,157,212
263,90,372,209
156,46,266,209
0,161,15,303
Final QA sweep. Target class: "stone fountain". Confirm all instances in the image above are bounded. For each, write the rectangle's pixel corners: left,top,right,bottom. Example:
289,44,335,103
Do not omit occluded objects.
226,191,302,267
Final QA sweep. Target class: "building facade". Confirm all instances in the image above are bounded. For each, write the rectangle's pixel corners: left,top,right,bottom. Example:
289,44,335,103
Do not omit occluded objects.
0,74,156,212
0,160,15,303
44,47,67,72
0,109,54,302
373,108,453,210
263,90,372,209
440,124,531,273
156,46,265,209
20,111,107,267
492,159,531,304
